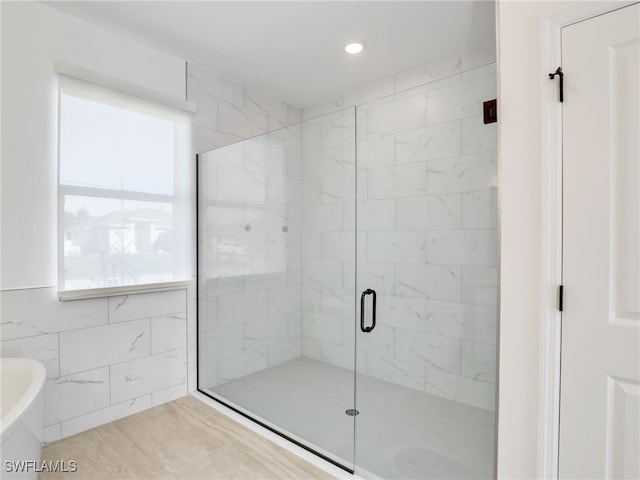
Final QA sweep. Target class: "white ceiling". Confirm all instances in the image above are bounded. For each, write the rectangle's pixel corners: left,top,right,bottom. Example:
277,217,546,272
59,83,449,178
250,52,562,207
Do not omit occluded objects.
44,1,496,108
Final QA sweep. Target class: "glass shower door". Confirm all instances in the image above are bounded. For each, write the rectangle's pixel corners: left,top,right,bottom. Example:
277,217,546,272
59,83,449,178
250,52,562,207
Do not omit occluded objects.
353,66,498,479
197,107,358,471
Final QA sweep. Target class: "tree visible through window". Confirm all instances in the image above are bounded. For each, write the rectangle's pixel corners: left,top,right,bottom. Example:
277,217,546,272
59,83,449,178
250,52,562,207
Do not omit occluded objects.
58,76,190,293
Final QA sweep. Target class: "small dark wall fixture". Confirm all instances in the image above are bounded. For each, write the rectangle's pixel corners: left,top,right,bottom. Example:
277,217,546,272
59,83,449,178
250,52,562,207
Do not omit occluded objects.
483,99,497,124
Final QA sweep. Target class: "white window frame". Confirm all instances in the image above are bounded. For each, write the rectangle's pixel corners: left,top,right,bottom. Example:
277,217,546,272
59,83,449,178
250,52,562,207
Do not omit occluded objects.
56,67,195,300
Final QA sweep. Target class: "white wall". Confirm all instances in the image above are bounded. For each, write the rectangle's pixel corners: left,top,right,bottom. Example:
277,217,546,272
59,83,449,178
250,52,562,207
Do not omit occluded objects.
0,1,185,289
0,2,300,442
0,1,190,442
495,0,576,477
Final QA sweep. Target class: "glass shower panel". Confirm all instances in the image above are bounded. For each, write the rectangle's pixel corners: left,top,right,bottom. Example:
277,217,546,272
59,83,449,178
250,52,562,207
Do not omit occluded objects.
197,108,357,470
354,65,498,479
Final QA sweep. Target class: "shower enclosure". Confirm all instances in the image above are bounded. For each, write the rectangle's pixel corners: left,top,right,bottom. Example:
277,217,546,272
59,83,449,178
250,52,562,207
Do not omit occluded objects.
197,64,498,479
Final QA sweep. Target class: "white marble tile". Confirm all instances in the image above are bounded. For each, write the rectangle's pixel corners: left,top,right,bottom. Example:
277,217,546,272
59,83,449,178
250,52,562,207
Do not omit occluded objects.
217,99,269,140
355,199,395,231
151,383,188,406
187,62,244,106
318,342,357,371
1,287,108,341
426,300,497,345
245,89,289,124
302,259,344,288
217,290,268,327
395,194,463,231
343,76,395,107
395,121,462,164
426,73,496,125
396,264,461,301
358,324,395,358
301,336,321,360
321,112,355,149
303,146,344,178
426,151,497,194
463,189,498,228
462,115,497,154
363,93,426,138
205,324,244,361
44,367,110,425
462,266,498,306
188,88,218,130
244,315,289,351
205,203,244,231
202,275,243,297
426,229,498,267
367,163,427,200
0,333,59,379
461,341,497,383
194,126,243,155
301,178,321,206
396,329,460,374
110,348,187,404
461,48,496,73
301,121,323,152
301,97,344,122
267,338,300,367
151,313,187,354
243,204,287,233
217,348,268,384
367,230,426,263
302,312,343,346
108,289,186,323
302,204,343,232
287,312,303,339
366,354,425,391
320,231,357,261
216,164,266,204
358,134,395,169
60,395,152,438
376,295,427,332
395,54,462,93
394,196,428,230
59,318,150,376
424,368,496,411
267,286,301,316
321,172,355,204
352,262,396,295
318,288,354,319
302,232,321,259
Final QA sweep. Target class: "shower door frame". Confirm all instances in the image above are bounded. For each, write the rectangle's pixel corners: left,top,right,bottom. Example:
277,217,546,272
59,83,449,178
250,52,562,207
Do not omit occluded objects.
194,136,358,474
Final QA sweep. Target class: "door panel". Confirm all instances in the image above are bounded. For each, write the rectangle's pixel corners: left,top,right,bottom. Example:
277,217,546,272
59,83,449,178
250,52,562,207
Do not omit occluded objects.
560,4,640,478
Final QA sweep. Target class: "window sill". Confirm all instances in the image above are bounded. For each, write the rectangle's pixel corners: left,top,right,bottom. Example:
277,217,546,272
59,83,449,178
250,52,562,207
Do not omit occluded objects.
58,280,191,302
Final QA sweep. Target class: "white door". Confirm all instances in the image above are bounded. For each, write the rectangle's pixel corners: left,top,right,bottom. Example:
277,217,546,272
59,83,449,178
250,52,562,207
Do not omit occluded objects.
560,3,640,479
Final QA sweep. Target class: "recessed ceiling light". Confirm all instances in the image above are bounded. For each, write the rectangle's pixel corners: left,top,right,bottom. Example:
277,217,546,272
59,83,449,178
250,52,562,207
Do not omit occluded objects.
344,42,365,55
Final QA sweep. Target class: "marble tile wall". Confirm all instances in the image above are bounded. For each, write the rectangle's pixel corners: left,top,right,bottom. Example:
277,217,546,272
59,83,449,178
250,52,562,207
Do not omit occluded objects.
0,287,188,442
300,60,498,411
190,62,304,389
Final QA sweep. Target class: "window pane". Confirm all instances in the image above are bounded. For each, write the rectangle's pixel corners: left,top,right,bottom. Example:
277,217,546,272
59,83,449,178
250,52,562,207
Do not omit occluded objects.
63,195,175,290
59,93,174,195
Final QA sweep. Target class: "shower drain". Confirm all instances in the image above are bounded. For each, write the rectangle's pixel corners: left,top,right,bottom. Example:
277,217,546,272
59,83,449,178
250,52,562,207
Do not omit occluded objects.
345,409,360,416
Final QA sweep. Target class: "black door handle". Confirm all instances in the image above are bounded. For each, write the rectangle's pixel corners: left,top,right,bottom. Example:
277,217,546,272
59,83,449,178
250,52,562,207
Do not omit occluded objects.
360,289,376,333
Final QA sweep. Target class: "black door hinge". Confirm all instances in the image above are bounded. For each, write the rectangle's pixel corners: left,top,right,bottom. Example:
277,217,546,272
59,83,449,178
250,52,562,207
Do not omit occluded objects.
558,285,564,312
549,67,564,102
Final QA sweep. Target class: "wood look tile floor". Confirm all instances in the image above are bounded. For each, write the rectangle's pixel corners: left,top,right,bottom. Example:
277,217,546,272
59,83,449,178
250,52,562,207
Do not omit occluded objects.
39,395,336,480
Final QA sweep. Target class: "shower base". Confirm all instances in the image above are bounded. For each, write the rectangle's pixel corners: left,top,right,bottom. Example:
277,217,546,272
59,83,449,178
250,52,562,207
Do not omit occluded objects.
203,357,494,479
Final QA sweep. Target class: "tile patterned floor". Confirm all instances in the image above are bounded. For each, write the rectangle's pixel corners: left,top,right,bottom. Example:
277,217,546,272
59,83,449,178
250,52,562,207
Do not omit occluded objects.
209,358,495,479
39,395,335,480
